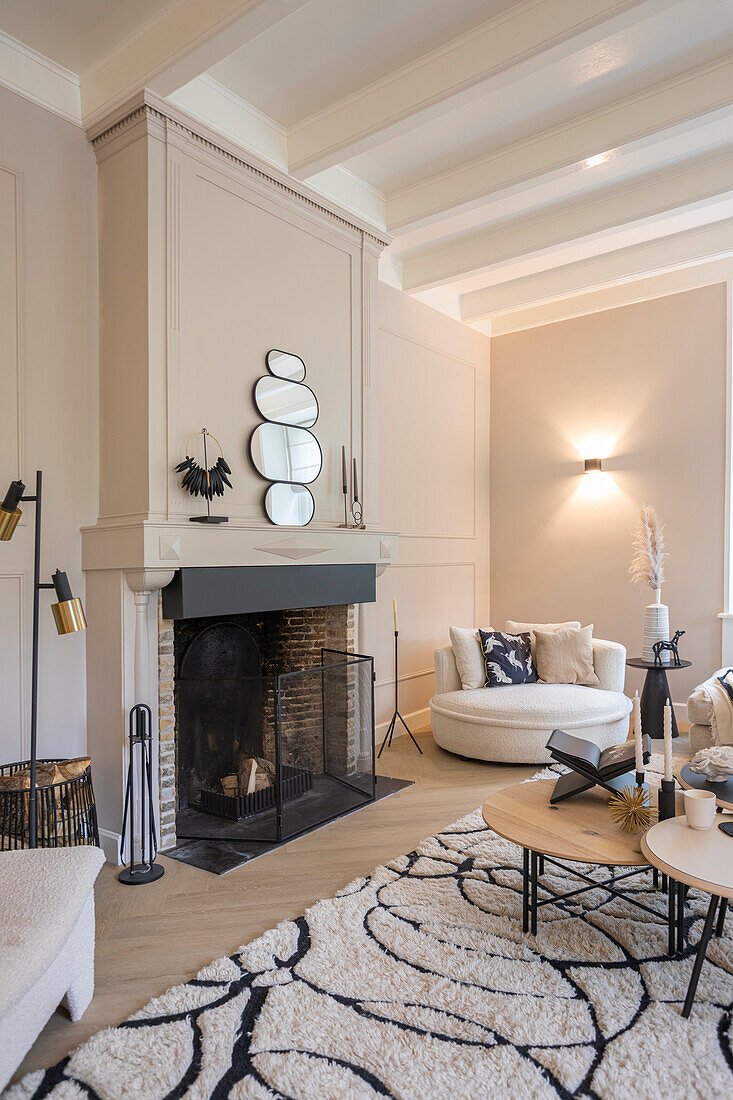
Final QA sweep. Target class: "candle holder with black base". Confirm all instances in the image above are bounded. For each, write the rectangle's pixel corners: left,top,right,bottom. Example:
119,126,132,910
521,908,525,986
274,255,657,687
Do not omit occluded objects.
377,629,423,758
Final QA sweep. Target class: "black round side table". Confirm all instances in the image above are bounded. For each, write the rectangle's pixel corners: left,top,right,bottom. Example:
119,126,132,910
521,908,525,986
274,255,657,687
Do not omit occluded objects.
626,658,692,739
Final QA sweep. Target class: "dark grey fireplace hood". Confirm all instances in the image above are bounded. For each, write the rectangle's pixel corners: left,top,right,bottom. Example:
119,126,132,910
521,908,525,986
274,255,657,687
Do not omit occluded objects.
161,564,376,620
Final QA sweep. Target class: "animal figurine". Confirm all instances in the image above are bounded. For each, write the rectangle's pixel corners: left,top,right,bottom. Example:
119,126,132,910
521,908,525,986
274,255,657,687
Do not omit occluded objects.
652,630,685,667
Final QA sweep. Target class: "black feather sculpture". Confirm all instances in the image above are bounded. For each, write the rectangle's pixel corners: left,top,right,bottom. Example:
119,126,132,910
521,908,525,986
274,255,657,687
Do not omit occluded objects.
176,428,232,524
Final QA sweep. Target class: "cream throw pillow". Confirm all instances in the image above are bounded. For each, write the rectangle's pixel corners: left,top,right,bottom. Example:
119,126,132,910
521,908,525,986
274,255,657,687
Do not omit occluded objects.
506,620,581,638
532,625,599,687
449,626,488,690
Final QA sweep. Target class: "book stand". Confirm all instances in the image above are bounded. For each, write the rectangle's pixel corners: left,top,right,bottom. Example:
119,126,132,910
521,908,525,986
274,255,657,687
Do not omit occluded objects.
548,733,651,805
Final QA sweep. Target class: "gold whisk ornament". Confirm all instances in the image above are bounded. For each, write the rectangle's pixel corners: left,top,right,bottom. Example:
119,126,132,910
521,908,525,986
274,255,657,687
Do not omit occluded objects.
608,783,658,834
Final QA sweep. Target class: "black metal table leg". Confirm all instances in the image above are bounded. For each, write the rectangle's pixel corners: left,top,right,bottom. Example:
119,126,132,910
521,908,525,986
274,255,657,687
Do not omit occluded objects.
530,850,538,936
716,897,728,937
653,868,659,889
676,880,685,954
682,895,719,1018
668,875,676,956
522,848,529,933
539,854,544,875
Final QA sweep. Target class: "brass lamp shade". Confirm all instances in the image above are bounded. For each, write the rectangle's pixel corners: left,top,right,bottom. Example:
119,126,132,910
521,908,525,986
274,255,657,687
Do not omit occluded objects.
51,596,87,635
0,505,21,541
50,569,87,635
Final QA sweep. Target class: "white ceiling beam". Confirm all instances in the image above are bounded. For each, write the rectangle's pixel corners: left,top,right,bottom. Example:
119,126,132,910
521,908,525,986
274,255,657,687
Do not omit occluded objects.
387,56,733,236
460,218,733,321
287,0,670,180
81,0,310,130
400,150,733,292
486,255,733,336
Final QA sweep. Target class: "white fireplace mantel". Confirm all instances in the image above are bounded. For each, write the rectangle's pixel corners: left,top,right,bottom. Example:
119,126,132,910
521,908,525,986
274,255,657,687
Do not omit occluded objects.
82,520,397,574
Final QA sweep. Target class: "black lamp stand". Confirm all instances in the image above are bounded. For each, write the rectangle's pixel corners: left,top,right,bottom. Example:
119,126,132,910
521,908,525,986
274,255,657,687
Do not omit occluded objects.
24,471,47,849
377,629,423,758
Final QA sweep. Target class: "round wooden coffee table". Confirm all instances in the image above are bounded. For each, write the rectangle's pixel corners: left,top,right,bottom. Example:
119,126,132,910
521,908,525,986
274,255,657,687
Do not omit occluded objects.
483,779,658,936
642,817,732,1016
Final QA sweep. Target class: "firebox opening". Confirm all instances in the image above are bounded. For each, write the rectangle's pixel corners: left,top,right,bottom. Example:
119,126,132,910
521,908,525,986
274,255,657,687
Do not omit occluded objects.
169,604,375,858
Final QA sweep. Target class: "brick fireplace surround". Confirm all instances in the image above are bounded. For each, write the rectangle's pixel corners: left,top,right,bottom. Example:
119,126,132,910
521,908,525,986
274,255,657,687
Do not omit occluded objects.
157,597,355,851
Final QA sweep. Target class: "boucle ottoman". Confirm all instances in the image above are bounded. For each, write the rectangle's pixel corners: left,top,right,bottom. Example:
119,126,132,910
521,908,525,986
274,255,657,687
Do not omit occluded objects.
0,845,105,1090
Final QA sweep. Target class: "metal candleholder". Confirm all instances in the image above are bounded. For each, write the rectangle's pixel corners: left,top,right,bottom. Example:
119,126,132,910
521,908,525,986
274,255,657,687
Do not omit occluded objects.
377,630,423,758
658,777,676,821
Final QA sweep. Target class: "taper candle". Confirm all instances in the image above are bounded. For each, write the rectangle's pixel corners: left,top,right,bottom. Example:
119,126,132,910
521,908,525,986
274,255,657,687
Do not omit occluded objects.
393,597,398,633
633,690,643,775
341,446,348,494
663,702,673,782
353,457,359,501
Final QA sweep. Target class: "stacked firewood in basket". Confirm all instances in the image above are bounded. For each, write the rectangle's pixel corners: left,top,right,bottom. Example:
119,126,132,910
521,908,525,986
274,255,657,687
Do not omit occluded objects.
0,757,93,847
221,755,276,798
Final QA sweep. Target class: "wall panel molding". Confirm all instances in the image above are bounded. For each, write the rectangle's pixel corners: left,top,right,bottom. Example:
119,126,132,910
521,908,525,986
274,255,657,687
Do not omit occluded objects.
0,573,26,759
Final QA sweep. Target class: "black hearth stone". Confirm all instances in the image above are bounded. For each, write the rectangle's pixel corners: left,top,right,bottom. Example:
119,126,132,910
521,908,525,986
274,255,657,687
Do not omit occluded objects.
163,775,412,874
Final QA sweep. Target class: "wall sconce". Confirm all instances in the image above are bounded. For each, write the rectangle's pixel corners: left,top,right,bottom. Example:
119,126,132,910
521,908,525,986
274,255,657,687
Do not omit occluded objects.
584,458,603,473
0,471,87,847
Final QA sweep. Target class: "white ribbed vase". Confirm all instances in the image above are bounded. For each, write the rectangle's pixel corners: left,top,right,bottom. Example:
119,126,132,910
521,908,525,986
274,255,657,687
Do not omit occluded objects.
642,588,670,663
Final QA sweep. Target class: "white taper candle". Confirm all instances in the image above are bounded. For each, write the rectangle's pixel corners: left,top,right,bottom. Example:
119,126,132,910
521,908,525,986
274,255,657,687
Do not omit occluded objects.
663,702,673,783
633,690,643,774
393,597,398,633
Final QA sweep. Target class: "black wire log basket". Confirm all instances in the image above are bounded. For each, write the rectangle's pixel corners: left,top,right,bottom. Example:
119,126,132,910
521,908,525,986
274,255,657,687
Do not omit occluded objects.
0,758,100,850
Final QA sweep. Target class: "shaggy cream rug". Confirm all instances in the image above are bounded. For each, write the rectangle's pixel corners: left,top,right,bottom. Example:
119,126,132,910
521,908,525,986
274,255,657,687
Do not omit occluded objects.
6,791,733,1098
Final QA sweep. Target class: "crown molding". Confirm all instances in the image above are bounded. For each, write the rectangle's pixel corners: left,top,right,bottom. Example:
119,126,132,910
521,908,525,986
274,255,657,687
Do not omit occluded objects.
167,74,387,229
87,90,391,249
0,31,81,125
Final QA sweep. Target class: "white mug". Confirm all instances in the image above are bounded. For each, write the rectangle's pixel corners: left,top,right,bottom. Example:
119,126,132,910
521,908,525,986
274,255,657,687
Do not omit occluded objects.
683,789,717,830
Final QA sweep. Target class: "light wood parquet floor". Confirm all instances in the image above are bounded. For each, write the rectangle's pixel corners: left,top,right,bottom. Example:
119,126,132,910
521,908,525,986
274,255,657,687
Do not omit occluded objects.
16,729,538,1081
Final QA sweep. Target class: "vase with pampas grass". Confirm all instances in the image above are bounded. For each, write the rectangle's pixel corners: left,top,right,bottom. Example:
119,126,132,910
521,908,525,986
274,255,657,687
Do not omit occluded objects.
629,504,670,663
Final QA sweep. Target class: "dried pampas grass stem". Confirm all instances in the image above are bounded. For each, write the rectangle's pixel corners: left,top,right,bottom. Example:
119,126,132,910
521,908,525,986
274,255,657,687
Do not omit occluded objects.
629,503,667,590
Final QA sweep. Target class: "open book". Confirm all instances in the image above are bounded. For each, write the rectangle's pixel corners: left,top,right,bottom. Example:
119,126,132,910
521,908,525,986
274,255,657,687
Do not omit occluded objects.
545,728,651,803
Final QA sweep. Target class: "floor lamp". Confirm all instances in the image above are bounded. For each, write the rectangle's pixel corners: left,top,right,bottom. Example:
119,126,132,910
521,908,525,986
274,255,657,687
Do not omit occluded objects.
0,472,87,848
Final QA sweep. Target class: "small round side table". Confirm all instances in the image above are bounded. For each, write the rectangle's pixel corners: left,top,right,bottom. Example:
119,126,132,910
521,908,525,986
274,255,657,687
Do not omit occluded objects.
641,816,732,1017
678,764,733,811
626,657,691,739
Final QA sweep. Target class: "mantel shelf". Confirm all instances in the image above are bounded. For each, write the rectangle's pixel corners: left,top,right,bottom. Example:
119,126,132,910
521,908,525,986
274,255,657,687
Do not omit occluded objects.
82,519,397,574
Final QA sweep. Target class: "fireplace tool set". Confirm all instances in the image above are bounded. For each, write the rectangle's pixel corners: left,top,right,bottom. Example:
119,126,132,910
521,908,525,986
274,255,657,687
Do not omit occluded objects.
119,703,164,885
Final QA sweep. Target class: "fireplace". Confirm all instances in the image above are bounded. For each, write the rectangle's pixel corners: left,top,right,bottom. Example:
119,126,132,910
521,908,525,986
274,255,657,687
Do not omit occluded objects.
157,568,377,868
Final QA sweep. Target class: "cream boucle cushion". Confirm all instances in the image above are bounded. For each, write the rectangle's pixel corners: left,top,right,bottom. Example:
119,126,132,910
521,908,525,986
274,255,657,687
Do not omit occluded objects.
533,625,599,687
432,683,628,728
687,686,715,726
449,626,488,690
0,846,105,1020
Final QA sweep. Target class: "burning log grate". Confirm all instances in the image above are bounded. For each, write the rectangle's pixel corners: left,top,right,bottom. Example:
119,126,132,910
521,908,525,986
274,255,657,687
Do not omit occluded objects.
198,764,312,821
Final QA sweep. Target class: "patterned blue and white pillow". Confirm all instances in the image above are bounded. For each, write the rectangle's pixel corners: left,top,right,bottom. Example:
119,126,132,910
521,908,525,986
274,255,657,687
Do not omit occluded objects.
478,629,537,687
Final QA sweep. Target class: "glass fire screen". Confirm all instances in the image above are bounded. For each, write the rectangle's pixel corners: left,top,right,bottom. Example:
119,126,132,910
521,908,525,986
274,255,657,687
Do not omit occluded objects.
176,647,375,845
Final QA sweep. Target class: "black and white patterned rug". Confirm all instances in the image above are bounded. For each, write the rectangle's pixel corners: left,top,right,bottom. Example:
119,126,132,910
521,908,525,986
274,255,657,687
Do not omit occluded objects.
7,787,733,1098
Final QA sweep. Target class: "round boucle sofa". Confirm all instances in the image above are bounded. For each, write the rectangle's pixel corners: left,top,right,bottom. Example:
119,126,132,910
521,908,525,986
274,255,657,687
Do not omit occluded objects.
430,637,632,764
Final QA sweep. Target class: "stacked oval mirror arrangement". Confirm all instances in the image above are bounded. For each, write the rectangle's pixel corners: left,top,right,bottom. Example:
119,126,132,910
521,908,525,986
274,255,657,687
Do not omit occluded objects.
250,350,322,526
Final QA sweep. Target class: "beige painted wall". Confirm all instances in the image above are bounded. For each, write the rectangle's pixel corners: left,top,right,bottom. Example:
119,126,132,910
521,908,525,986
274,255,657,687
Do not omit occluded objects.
0,86,98,764
490,284,727,706
361,283,490,733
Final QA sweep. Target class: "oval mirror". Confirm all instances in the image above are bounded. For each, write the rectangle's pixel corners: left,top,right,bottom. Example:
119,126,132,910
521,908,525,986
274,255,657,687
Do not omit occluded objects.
250,423,322,484
254,376,318,428
265,483,315,526
266,349,306,382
